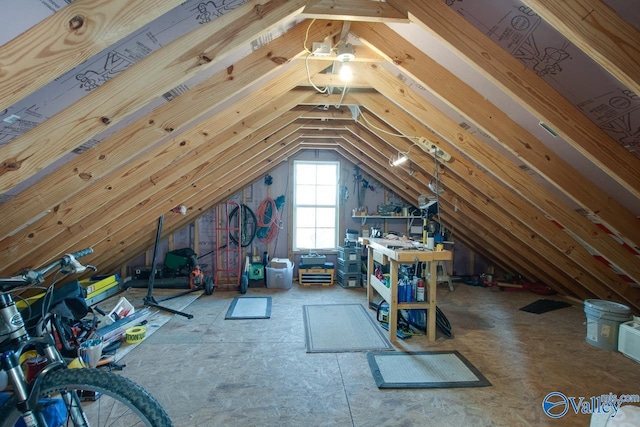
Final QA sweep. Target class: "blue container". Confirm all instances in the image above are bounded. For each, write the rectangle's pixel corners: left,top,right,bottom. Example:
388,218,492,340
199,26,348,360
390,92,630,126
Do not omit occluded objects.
398,283,406,302
405,283,413,302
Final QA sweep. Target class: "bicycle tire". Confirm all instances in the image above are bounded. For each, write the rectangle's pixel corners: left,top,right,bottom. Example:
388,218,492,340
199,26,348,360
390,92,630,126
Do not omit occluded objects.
0,368,172,427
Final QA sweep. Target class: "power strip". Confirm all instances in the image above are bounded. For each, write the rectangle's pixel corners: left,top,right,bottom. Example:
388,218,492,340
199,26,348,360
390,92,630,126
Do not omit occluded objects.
417,137,452,161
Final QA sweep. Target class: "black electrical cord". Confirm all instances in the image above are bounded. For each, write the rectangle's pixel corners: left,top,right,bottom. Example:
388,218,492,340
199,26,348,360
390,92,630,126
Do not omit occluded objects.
228,204,257,247
436,306,452,337
397,305,452,338
375,299,452,338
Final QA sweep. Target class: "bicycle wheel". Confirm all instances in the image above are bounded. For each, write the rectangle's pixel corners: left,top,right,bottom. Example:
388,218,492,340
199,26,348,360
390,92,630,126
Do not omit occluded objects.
0,368,172,427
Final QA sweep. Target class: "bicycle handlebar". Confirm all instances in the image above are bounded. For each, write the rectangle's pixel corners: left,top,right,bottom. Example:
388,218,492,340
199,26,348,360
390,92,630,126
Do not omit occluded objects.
70,248,94,260
0,247,94,291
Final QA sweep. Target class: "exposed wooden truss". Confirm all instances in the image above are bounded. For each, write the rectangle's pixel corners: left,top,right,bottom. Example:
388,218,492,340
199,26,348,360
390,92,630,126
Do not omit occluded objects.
0,1,638,311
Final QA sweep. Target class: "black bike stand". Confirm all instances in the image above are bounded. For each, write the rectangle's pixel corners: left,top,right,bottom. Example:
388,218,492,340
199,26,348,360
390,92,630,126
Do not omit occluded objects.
143,214,194,319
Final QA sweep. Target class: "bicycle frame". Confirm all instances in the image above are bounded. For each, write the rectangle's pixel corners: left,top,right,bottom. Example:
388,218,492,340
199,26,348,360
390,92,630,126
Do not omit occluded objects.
0,249,173,427
0,250,94,426
0,292,93,426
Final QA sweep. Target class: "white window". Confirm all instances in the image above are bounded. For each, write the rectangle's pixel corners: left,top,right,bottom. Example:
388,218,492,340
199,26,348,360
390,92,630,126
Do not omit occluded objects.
293,160,339,251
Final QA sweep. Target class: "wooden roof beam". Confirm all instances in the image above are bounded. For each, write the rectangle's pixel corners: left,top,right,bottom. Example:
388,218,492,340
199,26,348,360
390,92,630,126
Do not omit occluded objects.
298,45,385,62
387,0,640,199
340,122,611,297
301,0,408,23
520,0,640,96
0,0,313,194
83,112,310,265
0,0,184,112
350,91,639,310
97,140,305,271
0,19,342,241
440,202,590,299
0,86,317,276
352,21,640,248
336,135,568,294
357,62,640,285
336,130,586,297
293,105,352,120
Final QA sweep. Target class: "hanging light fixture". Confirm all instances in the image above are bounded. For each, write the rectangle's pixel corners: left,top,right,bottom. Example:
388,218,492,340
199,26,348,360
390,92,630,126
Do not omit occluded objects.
391,153,408,166
339,62,353,81
336,43,355,82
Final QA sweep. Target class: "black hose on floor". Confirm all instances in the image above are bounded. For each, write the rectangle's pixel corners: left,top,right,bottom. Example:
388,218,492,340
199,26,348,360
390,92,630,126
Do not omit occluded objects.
436,306,452,337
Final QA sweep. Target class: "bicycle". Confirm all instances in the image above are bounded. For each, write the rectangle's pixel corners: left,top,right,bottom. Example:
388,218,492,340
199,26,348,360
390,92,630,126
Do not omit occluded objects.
0,248,173,426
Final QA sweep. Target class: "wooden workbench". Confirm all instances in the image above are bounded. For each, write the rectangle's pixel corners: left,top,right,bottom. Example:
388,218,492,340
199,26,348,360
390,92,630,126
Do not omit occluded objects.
361,237,453,342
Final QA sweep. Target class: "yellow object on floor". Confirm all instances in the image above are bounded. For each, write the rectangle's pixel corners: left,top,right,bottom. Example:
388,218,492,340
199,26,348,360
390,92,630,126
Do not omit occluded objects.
125,326,146,344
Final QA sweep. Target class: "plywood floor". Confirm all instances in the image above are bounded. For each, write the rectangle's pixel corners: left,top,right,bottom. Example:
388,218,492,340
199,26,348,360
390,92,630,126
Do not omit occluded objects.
110,281,639,426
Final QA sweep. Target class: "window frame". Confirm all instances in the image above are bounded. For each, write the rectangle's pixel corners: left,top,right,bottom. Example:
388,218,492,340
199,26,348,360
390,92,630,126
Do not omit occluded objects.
292,160,340,252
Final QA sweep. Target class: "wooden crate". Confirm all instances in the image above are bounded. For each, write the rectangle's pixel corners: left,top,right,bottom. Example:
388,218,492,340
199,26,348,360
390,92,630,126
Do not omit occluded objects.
299,268,334,286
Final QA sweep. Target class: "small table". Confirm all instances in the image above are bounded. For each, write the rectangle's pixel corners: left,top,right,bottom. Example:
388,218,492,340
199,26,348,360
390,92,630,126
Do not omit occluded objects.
361,237,453,342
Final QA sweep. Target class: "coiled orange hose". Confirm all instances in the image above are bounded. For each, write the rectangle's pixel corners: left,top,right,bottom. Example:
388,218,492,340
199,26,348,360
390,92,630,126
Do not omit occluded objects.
256,197,282,244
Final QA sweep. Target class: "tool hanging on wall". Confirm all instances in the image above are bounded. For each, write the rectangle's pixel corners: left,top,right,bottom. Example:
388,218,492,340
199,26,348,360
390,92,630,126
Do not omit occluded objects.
227,204,257,248
256,195,285,244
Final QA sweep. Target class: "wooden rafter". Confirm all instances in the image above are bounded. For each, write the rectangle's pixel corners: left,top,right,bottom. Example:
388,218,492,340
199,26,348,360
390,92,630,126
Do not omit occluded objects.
0,19,342,241
0,0,184,112
387,0,640,199
356,62,640,285
1,3,637,312
98,141,303,271
301,0,408,23
352,21,640,248
0,0,310,194
441,202,591,299
520,0,640,96
348,91,639,309
338,119,609,301
336,127,586,297
96,114,326,271
0,81,321,276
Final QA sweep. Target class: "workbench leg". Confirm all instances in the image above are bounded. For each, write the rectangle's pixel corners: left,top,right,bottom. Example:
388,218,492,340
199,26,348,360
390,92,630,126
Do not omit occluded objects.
428,260,437,341
388,260,399,343
366,246,374,308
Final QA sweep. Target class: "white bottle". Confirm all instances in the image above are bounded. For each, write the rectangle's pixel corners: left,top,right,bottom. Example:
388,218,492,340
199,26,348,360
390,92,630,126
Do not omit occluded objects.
426,232,435,250
416,279,425,302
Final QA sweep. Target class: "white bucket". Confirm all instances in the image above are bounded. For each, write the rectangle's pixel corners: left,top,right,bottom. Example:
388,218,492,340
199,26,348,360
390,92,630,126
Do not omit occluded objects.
584,299,631,351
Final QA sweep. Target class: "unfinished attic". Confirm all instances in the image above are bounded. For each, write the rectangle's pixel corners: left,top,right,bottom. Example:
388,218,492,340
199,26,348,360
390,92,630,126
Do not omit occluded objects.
0,0,639,426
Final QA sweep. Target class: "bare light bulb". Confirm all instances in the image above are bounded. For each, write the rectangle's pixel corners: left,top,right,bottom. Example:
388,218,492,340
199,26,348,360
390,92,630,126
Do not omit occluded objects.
339,61,352,81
